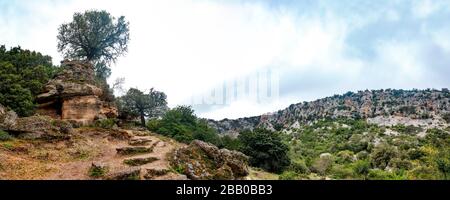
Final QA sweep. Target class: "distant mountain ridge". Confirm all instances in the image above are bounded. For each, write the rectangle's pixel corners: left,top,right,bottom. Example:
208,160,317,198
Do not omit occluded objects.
208,89,450,136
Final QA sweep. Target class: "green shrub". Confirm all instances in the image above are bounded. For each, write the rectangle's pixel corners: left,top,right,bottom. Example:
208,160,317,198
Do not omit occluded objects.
0,130,12,141
278,171,298,180
336,150,355,164
407,166,441,180
356,151,369,160
353,160,370,179
367,169,406,180
146,118,161,132
152,106,221,146
370,144,398,169
310,155,334,175
220,135,242,151
330,165,354,179
239,128,290,173
93,118,117,129
290,159,310,174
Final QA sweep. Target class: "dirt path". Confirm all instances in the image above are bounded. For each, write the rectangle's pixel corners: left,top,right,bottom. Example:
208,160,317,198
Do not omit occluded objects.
4,128,188,180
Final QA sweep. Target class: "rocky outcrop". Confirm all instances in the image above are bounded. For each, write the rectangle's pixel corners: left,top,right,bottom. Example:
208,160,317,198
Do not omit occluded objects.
36,60,118,125
208,89,450,135
0,104,18,130
170,140,249,180
1,104,73,140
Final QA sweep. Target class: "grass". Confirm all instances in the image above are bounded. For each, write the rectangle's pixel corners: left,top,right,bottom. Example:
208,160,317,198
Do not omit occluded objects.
0,130,12,141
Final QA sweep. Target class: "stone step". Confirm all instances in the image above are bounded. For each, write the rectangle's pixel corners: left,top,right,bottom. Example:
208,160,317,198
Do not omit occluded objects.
124,156,159,166
116,146,154,155
129,137,152,146
143,168,170,179
105,167,141,180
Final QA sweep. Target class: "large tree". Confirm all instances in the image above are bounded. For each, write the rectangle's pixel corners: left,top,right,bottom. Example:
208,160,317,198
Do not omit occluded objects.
238,128,290,173
117,88,168,126
57,10,130,79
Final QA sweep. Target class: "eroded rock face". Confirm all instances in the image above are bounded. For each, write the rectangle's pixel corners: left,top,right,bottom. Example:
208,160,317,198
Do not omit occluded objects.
171,140,249,180
36,60,118,125
0,105,73,140
0,104,18,130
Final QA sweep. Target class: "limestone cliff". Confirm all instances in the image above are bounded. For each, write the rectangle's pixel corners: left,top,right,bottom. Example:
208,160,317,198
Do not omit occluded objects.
208,89,450,135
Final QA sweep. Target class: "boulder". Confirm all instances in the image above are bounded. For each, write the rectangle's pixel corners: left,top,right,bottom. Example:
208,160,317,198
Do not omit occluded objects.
0,104,18,130
171,140,249,180
8,115,73,140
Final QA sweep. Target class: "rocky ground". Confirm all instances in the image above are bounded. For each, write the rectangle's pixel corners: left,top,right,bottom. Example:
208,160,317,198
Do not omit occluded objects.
0,127,185,180
0,126,265,180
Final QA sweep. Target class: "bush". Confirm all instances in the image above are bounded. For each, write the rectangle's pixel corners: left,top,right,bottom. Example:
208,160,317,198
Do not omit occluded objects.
367,169,406,180
93,118,117,129
356,151,369,160
0,130,12,141
370,144,397,169
353,160,370,179
278,171,298,180
330,165,354,179
290,159,310,174
239,128,290,173
336,150,355,164
220,135,242,151
146,118,160,132
310,155,334,175
152,106,221,146
406,166,441,180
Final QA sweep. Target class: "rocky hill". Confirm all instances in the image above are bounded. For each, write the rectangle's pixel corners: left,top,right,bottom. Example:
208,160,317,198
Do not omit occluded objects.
208,89,450,136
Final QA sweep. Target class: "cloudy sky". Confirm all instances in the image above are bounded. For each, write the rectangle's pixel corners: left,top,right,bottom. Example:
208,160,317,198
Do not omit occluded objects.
1,0,450,120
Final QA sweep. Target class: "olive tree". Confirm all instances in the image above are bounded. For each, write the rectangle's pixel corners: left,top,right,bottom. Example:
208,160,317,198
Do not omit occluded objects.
57,10,130,79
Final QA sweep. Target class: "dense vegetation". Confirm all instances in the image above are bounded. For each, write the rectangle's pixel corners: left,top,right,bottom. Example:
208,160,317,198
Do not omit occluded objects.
279,118,449,180
146,107,290,173
238,129,290,173
147,106,221,145
0,45,57,116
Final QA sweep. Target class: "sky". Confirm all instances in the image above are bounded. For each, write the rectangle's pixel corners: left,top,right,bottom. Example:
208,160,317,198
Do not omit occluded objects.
1,0,450,120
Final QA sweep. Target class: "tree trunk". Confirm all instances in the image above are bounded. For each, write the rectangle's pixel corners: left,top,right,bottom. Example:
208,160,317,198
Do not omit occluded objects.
140,112,146,127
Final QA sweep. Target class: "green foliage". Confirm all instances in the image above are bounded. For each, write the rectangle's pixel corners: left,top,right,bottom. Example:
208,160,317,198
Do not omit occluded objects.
0,46,56,116
289,159,310,174
239,129,290,173
117,88,168,126
370,144,398,169
353,160,370,179
219,135,242,151
284,117,448,179
278,171,298,180
151,106,221,146
0,130,13,141
330,165,354,179
367,169,406,180
310,155,334,175
93,118,118,129
88,165,109,178
57,10,130,79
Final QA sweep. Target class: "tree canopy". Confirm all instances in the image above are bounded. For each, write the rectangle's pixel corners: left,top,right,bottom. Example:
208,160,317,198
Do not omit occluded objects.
117,88,168,126
238,128,291,173
0,45,56,116
57,10,130,79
